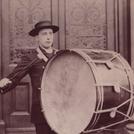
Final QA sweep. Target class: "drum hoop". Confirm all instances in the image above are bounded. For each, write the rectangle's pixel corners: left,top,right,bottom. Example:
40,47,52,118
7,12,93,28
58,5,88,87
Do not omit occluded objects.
41,53,59,131
118,55,134,118
73,48,118,55
71,49,104,128
87,51,120,129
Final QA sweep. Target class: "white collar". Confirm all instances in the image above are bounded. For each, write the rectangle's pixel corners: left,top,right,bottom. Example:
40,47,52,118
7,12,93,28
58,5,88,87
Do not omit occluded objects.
36,47,48,62
39,46,53,54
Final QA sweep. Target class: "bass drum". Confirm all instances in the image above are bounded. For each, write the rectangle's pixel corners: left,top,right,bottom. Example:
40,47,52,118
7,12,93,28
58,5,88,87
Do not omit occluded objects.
41,49,134,134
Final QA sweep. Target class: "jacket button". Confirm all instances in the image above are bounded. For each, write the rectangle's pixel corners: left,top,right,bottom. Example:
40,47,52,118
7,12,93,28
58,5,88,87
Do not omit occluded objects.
38,87,41,90
42,66,45,69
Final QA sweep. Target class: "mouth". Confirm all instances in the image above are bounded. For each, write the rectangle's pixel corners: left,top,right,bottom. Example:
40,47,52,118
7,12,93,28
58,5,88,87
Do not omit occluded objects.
46,41,51,44
46,40,51,43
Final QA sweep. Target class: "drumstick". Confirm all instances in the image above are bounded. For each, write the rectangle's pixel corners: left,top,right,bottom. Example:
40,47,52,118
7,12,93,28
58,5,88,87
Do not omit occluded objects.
0,57,40,94
9,57,39,80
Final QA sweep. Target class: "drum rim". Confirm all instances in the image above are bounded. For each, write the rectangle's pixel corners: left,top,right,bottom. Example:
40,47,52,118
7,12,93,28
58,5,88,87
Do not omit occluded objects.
118,55,134,118
41,49,100,133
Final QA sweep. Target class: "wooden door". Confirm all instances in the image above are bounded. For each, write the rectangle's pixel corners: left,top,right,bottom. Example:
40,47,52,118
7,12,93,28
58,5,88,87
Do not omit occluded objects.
0,0,130,134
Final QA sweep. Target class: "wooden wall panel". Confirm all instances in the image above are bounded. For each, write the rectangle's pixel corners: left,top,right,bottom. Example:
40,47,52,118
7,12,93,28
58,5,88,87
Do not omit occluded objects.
65,0,107,49
0,0,6,133
118,0,130,62
58,0,66,49
14,85,29,111
9,0,51,63
0,0,2,120
52,0,60,49
59,0,130,62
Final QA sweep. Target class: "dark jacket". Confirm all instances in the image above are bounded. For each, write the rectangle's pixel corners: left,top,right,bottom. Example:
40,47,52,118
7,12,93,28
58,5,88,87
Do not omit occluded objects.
6,47,57,124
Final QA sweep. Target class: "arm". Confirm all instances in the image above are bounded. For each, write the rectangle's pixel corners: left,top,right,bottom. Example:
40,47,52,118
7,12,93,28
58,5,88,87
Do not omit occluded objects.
0,55,31,94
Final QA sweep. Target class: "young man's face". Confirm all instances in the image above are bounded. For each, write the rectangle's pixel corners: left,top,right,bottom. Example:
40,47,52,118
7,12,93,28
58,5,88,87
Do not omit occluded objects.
37,28,54,49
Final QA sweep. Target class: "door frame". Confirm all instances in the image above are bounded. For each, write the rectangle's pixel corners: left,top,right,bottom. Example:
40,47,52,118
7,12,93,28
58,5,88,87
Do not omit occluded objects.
131,0,134,69
0,0,6,133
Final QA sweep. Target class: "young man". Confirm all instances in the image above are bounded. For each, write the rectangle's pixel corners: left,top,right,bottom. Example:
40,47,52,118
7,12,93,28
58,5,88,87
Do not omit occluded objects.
0,21,59,134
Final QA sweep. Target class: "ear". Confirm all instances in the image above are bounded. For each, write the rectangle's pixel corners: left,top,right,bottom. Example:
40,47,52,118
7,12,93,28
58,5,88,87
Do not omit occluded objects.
35,36,39,42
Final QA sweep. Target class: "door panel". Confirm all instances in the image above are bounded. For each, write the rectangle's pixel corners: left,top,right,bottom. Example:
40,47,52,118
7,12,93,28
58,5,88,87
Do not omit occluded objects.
65,0,107,49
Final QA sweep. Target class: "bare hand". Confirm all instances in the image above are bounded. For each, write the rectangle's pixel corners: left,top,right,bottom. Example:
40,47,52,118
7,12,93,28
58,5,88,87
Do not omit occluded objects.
0,78,12,88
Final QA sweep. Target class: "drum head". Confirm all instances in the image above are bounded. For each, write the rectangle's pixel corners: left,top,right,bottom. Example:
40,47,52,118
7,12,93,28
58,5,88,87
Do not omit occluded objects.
41,51,96,134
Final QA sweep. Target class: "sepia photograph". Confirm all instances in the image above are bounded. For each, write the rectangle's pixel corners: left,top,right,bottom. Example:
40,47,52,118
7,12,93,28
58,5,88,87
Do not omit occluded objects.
0,0,134,134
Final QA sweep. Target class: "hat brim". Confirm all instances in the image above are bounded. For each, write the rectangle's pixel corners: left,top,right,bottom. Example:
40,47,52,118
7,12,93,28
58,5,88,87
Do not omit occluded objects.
29,25,59,37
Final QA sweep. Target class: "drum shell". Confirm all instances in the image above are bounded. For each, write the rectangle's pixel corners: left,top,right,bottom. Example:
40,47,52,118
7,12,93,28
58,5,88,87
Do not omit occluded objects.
82,49,134,130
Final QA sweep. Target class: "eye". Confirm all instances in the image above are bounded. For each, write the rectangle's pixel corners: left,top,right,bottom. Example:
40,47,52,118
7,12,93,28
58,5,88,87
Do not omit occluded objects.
42,32,47,35
49,31,53,35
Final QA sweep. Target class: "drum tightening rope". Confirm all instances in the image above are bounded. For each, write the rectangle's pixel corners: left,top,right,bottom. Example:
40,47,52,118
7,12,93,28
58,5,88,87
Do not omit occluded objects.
69,49,134,133
84,85,134,133
82,118,130,133
94,85,134,116
85,87,134,133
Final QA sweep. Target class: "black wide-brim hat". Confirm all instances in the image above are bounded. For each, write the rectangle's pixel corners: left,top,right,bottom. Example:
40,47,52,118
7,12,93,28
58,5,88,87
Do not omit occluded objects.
29,21,59,37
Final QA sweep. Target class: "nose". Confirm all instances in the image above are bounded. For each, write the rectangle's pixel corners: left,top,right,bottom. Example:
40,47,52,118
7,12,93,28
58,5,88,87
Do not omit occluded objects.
47,35,50,40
